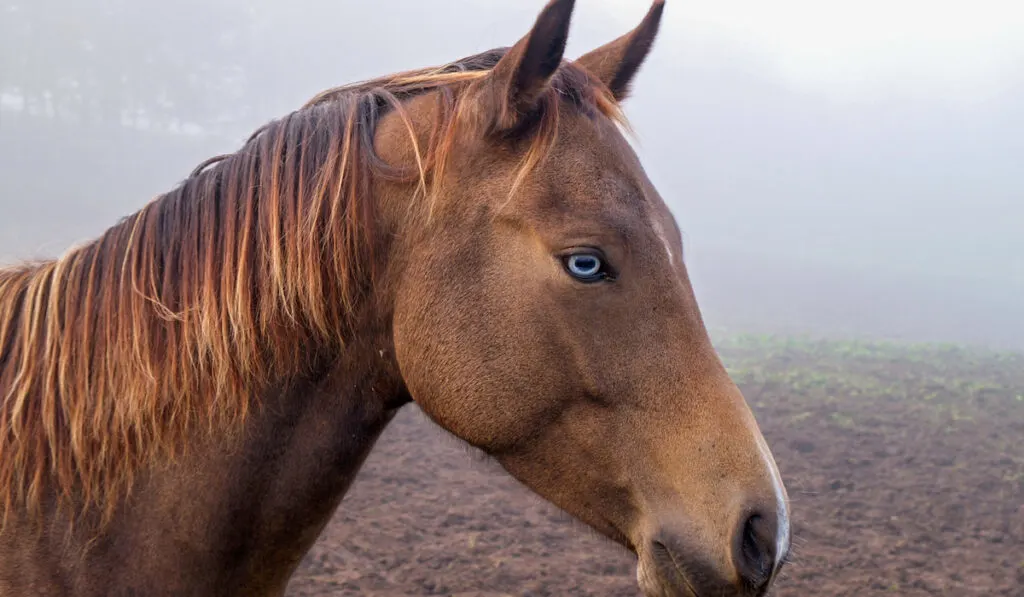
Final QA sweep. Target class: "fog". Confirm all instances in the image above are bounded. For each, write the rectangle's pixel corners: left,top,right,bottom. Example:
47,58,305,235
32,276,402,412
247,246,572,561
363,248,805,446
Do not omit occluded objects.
2,0,1021,349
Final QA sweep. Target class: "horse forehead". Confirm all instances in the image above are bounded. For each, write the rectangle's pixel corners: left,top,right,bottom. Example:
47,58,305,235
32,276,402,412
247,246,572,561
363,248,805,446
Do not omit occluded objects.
523,167,648,230
496,110,656,229
559,112,637,169
535,140,651,220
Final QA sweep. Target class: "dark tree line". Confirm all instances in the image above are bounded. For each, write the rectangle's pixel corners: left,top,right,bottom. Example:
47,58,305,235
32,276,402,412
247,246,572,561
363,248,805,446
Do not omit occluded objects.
1,0,529,136
1,0,266,134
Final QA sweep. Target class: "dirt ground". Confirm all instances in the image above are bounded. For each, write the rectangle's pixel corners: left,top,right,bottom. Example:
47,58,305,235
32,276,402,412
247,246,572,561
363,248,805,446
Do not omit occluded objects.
285,341,1024,596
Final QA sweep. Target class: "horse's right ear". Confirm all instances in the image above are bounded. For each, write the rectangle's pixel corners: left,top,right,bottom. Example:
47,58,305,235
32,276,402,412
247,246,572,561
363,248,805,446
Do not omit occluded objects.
575,0,665,101
481,0,576,132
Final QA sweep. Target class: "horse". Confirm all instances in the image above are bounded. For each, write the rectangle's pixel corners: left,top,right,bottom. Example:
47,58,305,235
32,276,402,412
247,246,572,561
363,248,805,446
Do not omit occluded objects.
0,1,790,595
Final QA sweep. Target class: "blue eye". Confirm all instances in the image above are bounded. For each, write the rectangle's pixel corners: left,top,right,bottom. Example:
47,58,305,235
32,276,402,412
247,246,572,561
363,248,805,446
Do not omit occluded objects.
563,253,607,282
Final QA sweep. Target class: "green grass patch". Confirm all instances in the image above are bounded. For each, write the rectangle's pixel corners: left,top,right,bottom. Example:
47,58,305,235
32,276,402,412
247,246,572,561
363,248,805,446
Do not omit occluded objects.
709,331,1024,413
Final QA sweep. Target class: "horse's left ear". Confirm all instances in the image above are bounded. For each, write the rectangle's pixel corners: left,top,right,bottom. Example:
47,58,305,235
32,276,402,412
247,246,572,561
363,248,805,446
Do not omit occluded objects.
575,0,665,101
483,0,576,131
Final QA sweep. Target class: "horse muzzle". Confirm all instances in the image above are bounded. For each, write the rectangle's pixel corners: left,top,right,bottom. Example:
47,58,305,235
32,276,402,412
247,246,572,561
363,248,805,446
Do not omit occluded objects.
636,507,787,597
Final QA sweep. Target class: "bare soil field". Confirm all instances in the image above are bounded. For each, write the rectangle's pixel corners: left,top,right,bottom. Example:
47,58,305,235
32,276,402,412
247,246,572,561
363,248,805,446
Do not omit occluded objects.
285,336,1024,596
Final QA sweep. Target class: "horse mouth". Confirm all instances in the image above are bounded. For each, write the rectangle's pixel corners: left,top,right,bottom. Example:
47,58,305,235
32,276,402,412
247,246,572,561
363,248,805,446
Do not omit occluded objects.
640,540,701,597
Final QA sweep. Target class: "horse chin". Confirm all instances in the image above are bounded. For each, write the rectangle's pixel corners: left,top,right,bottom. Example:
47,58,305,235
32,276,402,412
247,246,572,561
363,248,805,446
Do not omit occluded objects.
635,555,699,597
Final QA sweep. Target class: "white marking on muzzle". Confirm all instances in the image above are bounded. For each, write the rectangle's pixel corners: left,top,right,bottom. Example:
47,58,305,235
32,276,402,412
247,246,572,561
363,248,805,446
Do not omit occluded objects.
754,433,790,572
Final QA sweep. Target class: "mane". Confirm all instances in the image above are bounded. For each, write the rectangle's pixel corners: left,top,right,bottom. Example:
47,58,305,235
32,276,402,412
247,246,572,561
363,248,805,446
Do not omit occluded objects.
0,49,624,525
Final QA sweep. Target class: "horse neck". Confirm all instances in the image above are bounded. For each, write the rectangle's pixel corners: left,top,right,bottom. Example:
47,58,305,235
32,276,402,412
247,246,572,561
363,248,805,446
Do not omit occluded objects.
0,254,412,595
94,305,410,594
197,182,415,575
188,176,419,589
219,334,409,588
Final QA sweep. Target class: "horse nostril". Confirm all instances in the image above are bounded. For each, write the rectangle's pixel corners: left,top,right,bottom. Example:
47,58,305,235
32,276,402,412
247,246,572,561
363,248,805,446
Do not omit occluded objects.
734,511,778,592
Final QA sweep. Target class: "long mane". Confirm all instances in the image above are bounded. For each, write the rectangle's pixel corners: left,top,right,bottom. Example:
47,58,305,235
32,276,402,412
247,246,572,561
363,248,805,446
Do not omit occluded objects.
0,49,622,524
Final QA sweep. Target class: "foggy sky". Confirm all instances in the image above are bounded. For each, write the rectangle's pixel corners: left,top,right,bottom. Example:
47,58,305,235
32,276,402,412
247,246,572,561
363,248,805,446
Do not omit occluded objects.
1,0,1021,349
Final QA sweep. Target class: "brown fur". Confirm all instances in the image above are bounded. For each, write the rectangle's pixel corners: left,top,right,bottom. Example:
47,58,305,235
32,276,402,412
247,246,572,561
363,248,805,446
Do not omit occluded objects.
0,2,790,596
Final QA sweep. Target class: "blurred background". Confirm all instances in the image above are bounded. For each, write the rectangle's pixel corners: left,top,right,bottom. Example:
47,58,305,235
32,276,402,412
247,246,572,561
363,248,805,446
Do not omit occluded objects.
2,2,1022,596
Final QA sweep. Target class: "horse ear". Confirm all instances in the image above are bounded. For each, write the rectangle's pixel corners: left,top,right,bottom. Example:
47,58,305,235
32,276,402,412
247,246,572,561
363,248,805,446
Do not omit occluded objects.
484,0,576,131
575,0,665,101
